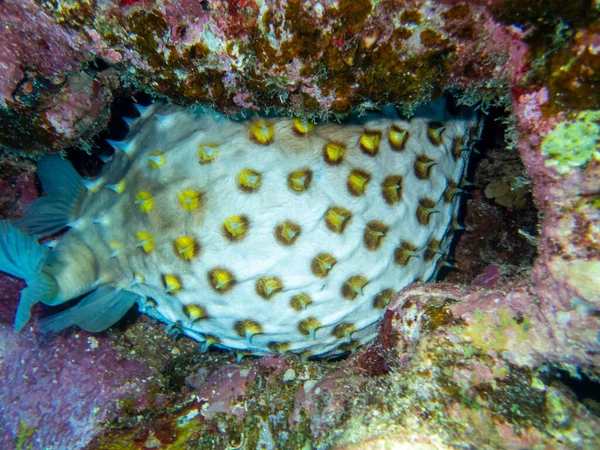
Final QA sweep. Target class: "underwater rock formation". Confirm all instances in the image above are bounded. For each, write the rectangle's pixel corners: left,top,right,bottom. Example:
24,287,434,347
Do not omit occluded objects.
1,0,539,152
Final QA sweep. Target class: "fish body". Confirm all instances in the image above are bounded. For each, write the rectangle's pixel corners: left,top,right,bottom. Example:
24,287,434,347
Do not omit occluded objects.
0,99,479,357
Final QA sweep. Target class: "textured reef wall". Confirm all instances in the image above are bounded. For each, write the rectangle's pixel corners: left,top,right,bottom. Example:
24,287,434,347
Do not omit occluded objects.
1,0,600,449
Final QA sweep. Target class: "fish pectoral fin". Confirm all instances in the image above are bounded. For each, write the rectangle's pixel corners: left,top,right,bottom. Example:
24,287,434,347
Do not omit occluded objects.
39,286,139,333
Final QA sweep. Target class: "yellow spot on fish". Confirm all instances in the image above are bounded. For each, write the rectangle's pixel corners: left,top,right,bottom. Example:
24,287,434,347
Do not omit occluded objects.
235,320,263,342
288,168,312,193
162,274,182,295
251,121,275,145
338,340,362,353
132,272,145,286
208,268,236,293
359,130,381,156
108,241,120,258
373,289,395,309
417,198,438,226
427,121,445,146
136,231,154,253
347,169,371,196
331,322,356,341
267,342,291,353
394,241,419,266
135,191,154,213
197,143,219,164
275,221,301,246
363,221,389,251
292,117,315,135
323,142,346,165
389,125,409,151
311,253,337,278
424,239,441,262
298,317,322,339
200,334,222,351
177,189,201,211
173,236,198,261
148,151,166,169
222,215,249,242
324,206,352,233
290,293,312,311
183,304,208,322
381,175,403,205
443,180,462,203
106,179,126,194
341,275,368,300
237,168,262,193
414,155,436,180
256,277,284,300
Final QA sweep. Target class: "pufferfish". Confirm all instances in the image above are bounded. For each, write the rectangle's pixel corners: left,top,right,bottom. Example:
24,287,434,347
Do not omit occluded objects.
0,98,479,357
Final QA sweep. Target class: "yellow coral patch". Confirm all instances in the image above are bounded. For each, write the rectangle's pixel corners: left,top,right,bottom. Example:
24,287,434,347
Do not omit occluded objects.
135,191,154,213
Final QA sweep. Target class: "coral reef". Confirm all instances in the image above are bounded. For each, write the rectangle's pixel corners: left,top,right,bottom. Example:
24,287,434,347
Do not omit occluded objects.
0,0,553,152
0,0,599,449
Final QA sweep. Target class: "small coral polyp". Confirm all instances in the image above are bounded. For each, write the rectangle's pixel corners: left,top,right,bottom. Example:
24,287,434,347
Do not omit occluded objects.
0,99,480,357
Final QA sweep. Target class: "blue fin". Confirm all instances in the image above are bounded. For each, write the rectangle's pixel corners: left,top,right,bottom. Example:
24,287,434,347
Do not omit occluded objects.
14,274,58,331
39,286,138,333
0,221,58,331
0,221,48,279
14,155,84,237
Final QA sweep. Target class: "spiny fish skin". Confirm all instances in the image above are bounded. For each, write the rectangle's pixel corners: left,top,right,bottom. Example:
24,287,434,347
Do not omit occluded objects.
2,99,479,357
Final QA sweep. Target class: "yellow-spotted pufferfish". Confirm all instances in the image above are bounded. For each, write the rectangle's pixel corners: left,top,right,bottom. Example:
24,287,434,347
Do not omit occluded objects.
0,98,480,357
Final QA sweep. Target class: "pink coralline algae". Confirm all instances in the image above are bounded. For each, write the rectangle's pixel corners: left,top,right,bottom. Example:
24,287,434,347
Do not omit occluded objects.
0,0,540,152
0,0,600,449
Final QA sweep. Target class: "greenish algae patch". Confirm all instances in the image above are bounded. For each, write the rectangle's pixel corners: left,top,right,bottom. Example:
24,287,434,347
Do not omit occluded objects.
541,110,600,174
